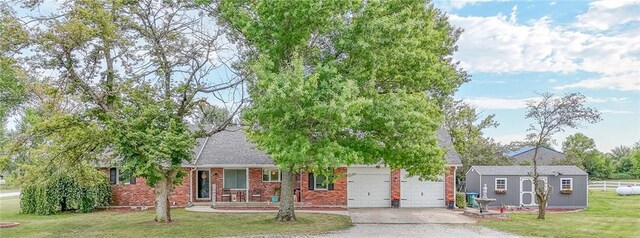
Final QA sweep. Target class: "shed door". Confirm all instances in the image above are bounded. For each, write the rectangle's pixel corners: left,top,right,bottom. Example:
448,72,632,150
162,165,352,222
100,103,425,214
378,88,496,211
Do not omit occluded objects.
400,170,445,207
520,177,547,206
347,167,391,208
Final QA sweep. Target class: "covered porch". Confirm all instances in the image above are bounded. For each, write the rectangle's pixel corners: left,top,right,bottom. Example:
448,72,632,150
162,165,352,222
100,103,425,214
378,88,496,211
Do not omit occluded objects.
190,167,301,205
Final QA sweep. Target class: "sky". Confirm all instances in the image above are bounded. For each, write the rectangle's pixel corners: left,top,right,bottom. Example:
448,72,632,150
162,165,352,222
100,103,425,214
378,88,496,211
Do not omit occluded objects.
433,0,640,152
9,0,639,153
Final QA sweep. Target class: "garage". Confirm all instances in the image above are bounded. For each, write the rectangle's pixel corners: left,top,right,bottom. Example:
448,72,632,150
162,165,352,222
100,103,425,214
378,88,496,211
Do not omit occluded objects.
347,167,391,208
400,170,445,207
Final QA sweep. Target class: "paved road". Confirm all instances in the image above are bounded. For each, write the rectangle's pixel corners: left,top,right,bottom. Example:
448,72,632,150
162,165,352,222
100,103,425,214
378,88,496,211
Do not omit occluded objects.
312,223,521,238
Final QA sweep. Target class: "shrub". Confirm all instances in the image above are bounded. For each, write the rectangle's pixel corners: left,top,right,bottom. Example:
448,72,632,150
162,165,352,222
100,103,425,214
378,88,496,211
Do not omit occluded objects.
609,172,635,180
20,174,111,215
456,192,466,208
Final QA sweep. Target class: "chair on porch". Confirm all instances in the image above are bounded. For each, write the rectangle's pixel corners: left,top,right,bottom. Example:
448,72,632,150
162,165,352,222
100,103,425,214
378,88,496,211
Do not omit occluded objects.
221,188,232,202
250,188,262,202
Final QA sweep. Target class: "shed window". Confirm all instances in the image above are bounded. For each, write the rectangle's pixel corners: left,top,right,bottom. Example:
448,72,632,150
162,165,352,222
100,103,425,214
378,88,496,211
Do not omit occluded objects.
495,178,507,190
561,178,573,190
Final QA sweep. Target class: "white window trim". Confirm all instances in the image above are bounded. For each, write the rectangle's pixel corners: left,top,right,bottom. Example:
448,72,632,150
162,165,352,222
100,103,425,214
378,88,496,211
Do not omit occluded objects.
196,169,210,199
561,178,573,190
314,175,328,190
262,168,281,182
495,178,507,191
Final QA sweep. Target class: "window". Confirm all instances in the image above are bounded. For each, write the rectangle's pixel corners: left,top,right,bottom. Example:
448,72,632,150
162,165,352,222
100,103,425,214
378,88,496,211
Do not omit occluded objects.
561,178,573,190
314,175,327,190
109,168,136,185
262,169,281,182
308,173,334,190
495,178,507,190
224,169,247,189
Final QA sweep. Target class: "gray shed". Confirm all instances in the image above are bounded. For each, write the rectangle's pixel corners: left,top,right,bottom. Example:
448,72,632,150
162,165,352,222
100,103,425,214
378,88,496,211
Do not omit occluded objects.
466,166,588,209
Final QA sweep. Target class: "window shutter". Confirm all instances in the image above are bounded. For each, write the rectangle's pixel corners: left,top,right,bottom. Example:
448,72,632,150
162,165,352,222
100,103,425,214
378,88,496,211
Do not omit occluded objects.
308,173,314,190
328,183,334,190
109,168,117,185
130,176,136,184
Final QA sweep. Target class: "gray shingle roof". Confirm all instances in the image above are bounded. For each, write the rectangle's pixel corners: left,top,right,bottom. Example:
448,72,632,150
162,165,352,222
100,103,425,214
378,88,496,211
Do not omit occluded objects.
192,127,462,166
436,128,462,165
192,127,272,166
470,166,587,176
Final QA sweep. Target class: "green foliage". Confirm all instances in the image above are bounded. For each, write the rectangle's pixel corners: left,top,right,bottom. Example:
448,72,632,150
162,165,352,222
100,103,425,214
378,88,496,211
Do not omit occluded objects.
224,0,466,180
631,150,640,179
441,98,509,181
582,151,615,180
455,192,466,208
609,172,635,180
20,170,111,215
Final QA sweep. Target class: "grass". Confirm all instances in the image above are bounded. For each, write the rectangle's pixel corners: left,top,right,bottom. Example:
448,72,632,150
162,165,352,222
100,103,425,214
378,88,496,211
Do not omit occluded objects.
0,197,352,237
480,190,640,238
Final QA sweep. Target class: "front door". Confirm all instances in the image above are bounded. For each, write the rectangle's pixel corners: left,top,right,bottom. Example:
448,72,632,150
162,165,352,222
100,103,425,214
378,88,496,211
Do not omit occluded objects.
520,177,547,206
197,170,210,199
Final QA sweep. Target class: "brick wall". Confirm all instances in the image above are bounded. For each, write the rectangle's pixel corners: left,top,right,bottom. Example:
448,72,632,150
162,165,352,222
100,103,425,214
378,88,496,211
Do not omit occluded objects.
248,168,284,202
299,168,347,207
107,168,190,207
445,166,456,203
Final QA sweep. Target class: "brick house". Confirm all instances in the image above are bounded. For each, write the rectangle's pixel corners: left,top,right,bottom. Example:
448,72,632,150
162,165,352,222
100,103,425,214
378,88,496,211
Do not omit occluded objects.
105,128,462,208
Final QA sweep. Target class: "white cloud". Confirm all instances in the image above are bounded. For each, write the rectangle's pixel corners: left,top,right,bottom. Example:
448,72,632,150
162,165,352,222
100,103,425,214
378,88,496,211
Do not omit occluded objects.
600,109,635,114
575,0,640,30
463,97,539,109
509,5,517,24
550,1,556,6
440,0,508,9
449,6,640,91
555,73,640,91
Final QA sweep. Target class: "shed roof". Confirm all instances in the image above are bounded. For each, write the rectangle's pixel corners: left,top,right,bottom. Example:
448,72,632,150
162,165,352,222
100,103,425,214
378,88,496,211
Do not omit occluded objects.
470,166,587,176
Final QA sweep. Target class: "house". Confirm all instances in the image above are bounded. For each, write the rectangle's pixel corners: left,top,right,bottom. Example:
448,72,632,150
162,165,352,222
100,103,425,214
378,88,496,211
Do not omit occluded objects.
103,128,462,208
465,166,588,209
505,146,566,165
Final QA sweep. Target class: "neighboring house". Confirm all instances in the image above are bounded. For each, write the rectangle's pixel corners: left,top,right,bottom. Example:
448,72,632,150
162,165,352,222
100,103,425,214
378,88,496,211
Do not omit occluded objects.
101,128,462,208
465,166,588,209
505,146,566,165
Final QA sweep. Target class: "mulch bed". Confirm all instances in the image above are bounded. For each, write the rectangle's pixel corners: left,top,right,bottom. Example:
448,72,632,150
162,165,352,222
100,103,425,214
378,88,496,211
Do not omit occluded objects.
489,207,584,214
0,222,20,228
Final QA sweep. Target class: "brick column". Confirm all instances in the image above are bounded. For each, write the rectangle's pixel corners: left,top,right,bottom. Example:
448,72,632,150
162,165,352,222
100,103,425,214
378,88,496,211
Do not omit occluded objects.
445,166,456,203
391,168,401,200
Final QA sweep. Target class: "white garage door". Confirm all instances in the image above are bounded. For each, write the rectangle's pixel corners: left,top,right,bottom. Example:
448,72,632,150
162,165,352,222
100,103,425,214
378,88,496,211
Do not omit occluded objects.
347,167,391,208
400,170,445,207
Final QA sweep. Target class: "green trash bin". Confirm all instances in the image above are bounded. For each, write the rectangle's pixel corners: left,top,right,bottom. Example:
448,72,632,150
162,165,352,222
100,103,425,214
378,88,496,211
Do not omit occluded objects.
466,192,479,208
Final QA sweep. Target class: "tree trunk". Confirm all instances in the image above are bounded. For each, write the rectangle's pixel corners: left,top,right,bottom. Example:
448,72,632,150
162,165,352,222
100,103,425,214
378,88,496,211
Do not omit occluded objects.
275,170,296,222
155,179,172,223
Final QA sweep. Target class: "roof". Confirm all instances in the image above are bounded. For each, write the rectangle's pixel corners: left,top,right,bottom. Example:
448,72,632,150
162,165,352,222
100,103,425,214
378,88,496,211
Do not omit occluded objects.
469,166,588,176
193,127,462,166
192,127,273,166
505,146,565,157
436,128,462,165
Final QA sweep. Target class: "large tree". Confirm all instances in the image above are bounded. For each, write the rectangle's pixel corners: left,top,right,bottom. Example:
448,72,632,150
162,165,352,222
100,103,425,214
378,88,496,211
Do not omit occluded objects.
441,98,511,182
560,133,614,178
525,92,601,219
8,0,244,223
220,0,467,221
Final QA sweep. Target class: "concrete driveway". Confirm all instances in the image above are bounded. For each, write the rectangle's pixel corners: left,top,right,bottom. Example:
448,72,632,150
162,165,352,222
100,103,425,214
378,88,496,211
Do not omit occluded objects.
348,208,476,224
312,224,521,238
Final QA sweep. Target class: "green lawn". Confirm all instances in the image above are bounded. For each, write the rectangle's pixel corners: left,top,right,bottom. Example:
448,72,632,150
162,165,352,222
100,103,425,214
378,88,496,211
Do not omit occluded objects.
481,190,640,238
0,197,352,237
